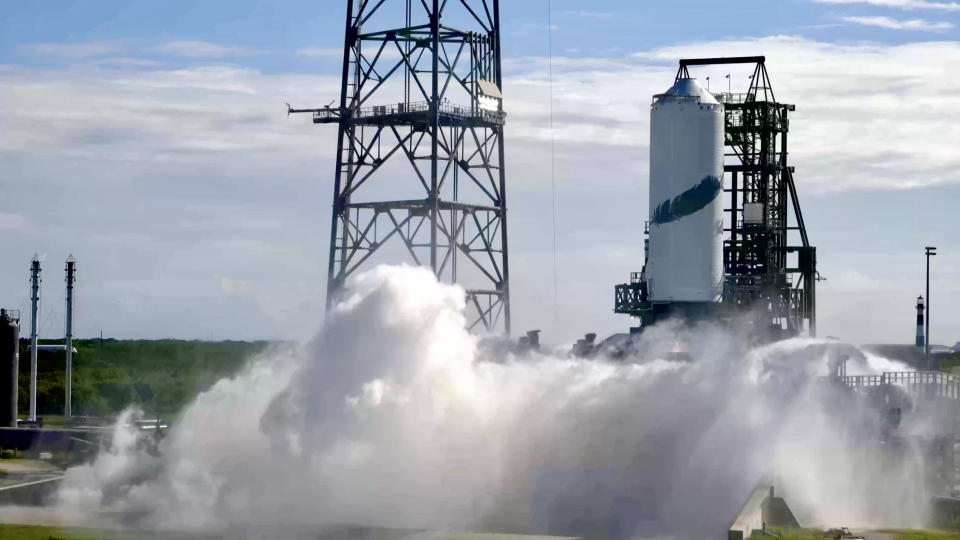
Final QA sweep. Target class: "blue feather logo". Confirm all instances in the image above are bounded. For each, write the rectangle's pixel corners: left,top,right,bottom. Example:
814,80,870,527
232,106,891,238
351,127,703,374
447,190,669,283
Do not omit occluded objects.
651,175,722,226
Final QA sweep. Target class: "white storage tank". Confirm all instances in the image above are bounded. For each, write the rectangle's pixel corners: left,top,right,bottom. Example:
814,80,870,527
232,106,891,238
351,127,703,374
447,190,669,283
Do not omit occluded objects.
647,77,724,303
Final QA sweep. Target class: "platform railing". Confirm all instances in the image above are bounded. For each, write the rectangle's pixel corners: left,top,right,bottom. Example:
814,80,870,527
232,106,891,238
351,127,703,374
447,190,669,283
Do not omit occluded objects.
835,371,960,401
313,100,505,125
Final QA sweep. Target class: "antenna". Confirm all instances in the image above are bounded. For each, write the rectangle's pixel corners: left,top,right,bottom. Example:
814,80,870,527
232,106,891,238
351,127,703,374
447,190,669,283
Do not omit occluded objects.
547,0,558,324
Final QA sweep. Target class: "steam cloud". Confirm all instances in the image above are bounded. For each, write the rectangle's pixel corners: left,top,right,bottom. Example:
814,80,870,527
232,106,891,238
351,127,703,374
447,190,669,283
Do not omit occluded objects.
46,265,932,537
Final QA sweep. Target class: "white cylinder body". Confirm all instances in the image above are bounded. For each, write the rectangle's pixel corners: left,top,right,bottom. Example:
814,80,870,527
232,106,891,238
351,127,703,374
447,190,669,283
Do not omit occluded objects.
647,78,724,303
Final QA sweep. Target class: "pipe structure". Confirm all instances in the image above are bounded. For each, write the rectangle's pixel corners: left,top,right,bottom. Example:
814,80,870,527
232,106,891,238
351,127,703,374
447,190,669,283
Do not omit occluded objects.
65,256,75,420
29,256,40,421
0,309,19,428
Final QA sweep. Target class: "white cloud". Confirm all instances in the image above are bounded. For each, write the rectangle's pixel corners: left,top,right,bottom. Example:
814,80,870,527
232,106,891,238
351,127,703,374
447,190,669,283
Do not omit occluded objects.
95,57,166,68
221,278,250,294
2,36,960,342
841,15,955,30
4,37,960,193
19,42,120,59
153,41,259,58
297,47,343,58
561,10,615,19
511,21,561,36
0,213,26,233
0,65,326,158
299,45,404,62
506,36,960,193
815,0,960,10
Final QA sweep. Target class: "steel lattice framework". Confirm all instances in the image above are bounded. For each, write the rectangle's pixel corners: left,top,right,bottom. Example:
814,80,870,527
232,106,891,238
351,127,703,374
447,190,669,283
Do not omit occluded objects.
290,0,510,333
703,57,816,336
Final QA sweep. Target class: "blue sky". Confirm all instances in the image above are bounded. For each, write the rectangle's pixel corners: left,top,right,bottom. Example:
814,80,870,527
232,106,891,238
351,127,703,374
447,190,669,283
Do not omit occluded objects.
3,0,958,70
1,0,959,345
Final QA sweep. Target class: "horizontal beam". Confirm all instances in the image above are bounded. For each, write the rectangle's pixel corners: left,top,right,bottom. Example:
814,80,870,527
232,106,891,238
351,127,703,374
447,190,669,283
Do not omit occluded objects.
291,102,505,127
724,102,796,111
345,199,501,213
465,289,504,296
680,56,765,67
725,165,795,173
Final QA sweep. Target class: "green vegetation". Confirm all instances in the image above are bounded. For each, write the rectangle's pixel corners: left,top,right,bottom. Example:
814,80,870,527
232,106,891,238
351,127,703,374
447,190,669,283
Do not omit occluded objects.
757,528,825,539
1,525,957,540
0,523,219,539
878,531,960,540
757,529,960,540
939,352,960,374
15,339,271,419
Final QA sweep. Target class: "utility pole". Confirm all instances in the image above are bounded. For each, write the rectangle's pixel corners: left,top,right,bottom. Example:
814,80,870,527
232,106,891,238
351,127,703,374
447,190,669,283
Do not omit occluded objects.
925,246,937,369
29,256,40,421
65,256,75,421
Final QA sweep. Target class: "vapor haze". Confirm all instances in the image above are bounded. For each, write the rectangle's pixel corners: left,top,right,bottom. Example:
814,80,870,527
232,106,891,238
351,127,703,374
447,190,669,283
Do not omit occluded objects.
40,266,934,538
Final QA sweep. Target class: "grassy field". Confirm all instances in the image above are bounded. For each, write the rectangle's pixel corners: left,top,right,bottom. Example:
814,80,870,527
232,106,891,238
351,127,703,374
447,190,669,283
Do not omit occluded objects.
763,529,823,539
15,339,272,419
939,353,960,374
0,524,218,539
877,531,960,540
2,524,960,540
0,525,581,540
761,529,960,540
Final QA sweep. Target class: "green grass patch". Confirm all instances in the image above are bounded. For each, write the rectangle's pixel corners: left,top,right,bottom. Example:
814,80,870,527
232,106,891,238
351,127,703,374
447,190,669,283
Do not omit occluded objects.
0,523,221,539
939,353,960,374
758,528,825,539
877,530,960,540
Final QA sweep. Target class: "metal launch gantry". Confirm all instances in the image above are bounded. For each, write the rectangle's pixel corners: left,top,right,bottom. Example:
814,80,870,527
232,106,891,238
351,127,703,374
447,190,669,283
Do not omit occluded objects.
615,57,818,338
290,0,510,333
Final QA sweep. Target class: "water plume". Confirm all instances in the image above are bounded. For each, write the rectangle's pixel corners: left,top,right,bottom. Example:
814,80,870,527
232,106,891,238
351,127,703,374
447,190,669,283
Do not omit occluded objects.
47,265,933,537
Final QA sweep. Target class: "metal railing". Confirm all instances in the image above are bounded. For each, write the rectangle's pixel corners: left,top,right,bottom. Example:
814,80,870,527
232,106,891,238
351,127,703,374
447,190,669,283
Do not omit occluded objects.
835,371,960,401
715,92,752,105
313,101,505,125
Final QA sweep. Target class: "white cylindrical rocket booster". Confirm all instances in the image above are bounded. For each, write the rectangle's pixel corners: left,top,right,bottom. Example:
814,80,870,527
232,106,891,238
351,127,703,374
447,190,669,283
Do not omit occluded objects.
647,78,724,303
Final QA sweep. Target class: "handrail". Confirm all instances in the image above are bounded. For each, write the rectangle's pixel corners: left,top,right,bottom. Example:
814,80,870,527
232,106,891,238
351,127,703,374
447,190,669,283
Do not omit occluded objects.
312,100,505,125
832,371,960,400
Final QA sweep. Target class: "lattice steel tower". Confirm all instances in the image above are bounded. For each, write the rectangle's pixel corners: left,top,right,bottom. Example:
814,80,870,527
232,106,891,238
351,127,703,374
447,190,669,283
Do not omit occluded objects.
291,0,510,333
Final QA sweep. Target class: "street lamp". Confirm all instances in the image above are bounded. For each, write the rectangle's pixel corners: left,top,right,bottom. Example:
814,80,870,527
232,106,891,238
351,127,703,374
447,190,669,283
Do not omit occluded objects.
925,246,937,368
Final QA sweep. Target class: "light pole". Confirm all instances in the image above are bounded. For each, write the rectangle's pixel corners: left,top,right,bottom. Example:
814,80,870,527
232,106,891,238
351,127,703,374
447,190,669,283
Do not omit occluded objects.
65,256,75,420
925,246,937,369
29,257,40,421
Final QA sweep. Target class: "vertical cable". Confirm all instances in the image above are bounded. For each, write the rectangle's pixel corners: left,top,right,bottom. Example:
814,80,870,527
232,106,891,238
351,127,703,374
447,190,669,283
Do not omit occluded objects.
547,0,558,321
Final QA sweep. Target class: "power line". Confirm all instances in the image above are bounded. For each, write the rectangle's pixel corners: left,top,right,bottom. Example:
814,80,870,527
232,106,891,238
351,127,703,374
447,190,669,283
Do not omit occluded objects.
547,0,558,321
